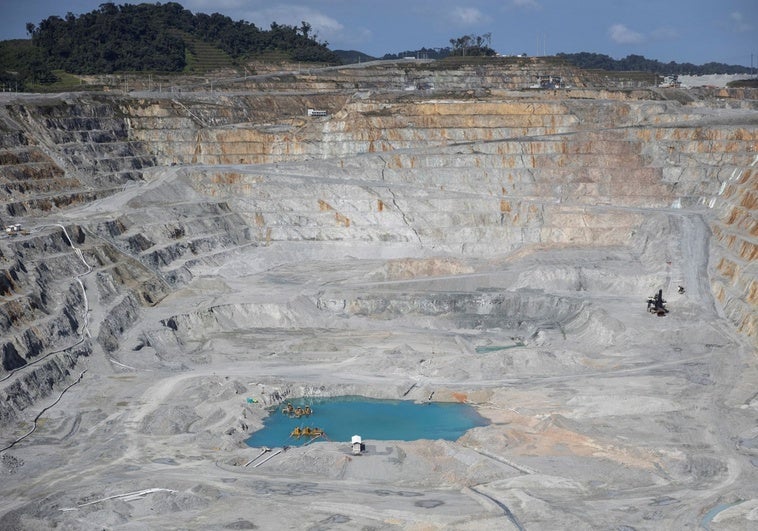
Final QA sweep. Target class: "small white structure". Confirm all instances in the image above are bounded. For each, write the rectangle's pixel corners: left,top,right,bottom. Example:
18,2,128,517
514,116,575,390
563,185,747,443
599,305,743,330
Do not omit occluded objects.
351,435,363,455
531,75,564,89
5,224,21,235
307,108,328,117
658,75,681,88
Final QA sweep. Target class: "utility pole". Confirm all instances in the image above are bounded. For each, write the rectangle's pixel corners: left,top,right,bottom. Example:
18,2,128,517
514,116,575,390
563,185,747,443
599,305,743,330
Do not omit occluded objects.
536,32,547,56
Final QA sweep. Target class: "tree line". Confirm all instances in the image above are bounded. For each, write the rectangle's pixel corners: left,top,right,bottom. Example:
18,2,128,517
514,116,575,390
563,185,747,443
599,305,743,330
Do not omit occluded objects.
557,52,752,75
17,2,339,80
382,47,452,61
380,45,750,75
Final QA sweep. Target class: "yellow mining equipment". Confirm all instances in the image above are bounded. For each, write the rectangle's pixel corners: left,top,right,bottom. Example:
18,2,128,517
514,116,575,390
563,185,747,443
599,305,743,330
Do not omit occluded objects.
289,426,325,440
282,403,313,418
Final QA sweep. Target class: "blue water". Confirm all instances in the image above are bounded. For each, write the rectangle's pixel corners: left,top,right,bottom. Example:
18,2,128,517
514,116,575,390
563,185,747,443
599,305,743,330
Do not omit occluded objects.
700,500,745,530
246,395,489,448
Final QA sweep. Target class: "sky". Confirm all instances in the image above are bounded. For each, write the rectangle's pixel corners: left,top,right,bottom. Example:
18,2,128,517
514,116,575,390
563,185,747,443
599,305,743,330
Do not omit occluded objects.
1,0,755,66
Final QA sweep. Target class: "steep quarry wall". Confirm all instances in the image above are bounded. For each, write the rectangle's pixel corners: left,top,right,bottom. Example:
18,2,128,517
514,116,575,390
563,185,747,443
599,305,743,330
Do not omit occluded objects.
211,58,656,93
709,161,757,339
124,92,349,164
159,95,753,280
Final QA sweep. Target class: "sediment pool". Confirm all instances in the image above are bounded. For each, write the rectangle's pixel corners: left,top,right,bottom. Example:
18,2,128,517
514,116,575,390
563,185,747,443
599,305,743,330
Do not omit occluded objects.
246,395,489,448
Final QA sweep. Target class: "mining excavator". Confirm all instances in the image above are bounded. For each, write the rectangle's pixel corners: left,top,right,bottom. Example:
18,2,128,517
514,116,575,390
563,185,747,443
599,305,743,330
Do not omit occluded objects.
647,289,668,316
289,426,325,439
281,403,313,418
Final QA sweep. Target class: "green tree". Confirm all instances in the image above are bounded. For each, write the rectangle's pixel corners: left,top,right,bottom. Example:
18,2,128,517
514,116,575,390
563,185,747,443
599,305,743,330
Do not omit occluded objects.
23,2,340,79
449,33,495,57
556,52,750,75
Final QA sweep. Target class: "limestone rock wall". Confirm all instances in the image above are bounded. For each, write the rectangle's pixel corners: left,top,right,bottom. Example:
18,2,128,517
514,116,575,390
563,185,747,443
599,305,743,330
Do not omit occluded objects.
4,97,154,189
125,93,349,164
0,92,186,226
0,119,112,219
214,59,652,93
89,199,253,286
709,160,758,343
175,98,753,257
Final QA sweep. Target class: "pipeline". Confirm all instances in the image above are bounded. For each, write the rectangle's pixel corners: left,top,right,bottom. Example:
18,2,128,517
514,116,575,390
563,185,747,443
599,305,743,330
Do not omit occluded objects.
54,223,93,339
302,434,323,446
402,383,417,397
469,486,524,531
60,488,177,511
253,448,283,468
244,447,270,467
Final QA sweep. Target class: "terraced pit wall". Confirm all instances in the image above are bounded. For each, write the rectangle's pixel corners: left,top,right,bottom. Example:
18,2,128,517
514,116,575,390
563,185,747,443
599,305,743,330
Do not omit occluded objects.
82,57,657,93
0,77,756,421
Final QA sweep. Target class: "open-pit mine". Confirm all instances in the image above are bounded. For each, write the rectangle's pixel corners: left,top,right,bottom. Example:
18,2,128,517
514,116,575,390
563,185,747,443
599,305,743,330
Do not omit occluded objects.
1,59,757,530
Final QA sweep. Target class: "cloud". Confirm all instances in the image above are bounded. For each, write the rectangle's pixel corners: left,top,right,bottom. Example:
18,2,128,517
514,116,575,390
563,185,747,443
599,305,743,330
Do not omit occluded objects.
609,24,645,44
185,0,345,38
332,26,374,50
651,27,679,40
510,0,542,9
729,11,752,33
244,5,344,38
449,7,488,26
186,0,373,50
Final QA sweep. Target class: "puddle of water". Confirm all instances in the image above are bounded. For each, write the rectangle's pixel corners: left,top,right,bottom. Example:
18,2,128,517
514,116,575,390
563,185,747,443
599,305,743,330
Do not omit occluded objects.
246,395,489,448
700,500,744,530
475,343,525,353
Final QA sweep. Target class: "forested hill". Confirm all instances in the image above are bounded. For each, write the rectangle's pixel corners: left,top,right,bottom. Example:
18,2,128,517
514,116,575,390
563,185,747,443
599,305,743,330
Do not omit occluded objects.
25,2,340,75
557,52,751,75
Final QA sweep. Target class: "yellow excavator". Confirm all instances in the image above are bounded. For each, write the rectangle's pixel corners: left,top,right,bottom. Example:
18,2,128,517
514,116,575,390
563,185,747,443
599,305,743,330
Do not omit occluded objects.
289,426,325,439
282,404,313,417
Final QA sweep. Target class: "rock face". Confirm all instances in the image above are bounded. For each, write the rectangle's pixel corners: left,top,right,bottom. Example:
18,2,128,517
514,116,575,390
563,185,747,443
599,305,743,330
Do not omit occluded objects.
708,157,757,339
0,60,756,529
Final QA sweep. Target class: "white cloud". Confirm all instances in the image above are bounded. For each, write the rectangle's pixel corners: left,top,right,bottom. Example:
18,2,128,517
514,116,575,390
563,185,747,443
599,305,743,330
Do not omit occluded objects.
184,0,344,38
332,26,374,50
651,27,679,40
609,23,645,44
450,7,487,26
729,11,752,33
510,0,542,9
244,5,344,38
185,1,371,50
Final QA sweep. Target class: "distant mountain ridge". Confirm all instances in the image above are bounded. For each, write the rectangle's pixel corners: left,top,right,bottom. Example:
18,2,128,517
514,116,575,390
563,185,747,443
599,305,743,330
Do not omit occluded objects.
338,46,751,75
556,52,751,75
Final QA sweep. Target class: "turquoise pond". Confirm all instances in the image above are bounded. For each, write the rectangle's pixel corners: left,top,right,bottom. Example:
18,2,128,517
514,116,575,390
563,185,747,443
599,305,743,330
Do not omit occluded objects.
246,395,489,448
